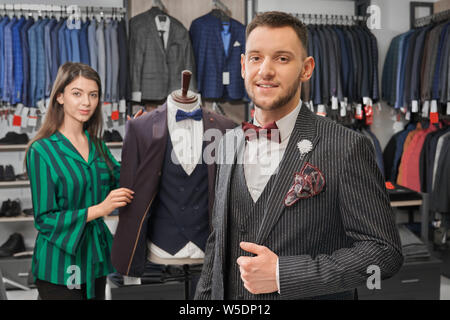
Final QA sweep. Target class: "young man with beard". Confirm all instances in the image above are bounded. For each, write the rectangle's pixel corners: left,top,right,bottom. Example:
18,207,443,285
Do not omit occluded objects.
195,11,403,300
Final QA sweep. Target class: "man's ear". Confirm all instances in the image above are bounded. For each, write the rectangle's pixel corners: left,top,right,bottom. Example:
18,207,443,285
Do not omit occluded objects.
300,56,315,82
241,53,245,79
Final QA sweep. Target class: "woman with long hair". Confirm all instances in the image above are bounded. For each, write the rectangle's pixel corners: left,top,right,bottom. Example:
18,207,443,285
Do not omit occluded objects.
25,62,134,300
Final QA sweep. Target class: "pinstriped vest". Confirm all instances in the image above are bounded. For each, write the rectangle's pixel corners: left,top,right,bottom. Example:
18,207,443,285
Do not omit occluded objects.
225,163,278,300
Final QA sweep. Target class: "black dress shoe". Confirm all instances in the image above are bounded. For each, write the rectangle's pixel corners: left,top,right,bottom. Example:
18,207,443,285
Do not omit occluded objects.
103,130,112,142
0,132,29,144
15,172,28,181
111,130,123,142
4,165,15,181
0,165,4,181
0,233,26,257
23,208,34,216
0,199,11,217
5,200,21,217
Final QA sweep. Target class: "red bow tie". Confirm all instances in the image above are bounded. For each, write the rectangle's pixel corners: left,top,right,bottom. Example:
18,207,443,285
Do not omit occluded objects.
241,121,280,143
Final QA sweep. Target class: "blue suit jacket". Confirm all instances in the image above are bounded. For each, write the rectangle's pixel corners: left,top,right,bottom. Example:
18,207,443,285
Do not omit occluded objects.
189,13,246,100
21,18,34,106
12,17,26,104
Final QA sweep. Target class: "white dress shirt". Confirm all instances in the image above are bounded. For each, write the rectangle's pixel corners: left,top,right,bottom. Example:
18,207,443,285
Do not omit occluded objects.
244,101,302,203
243,100,301,294
147,95,205,265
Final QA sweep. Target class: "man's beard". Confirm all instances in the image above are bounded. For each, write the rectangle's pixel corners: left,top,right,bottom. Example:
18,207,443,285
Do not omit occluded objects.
246,77,301,111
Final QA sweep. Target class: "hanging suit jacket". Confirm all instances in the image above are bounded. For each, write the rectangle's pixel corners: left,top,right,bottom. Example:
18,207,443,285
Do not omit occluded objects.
190,12,246,100
111,104,236,276
195,104,403,300
129,7,196,102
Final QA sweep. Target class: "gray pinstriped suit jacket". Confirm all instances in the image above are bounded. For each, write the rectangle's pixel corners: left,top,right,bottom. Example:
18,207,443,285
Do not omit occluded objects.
195,104,403,300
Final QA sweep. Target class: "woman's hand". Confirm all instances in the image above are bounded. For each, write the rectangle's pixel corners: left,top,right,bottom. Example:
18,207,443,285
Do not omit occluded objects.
88,188,134,221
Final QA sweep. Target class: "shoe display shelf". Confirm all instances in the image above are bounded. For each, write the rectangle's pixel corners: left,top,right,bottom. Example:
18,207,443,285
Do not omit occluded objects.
0,142,121,224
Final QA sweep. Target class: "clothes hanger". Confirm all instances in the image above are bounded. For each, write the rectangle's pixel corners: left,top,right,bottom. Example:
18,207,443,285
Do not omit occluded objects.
211,0,230,22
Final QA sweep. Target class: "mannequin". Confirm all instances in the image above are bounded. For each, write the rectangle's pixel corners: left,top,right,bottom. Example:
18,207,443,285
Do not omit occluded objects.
147,71,206,267
112,70,236,298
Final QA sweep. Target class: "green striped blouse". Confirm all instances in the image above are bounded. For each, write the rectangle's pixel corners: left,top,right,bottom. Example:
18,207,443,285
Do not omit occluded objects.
26,130,120,299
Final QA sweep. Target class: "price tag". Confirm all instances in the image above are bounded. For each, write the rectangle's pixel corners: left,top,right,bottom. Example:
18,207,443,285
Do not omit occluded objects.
363,97,370,105
355,104,363,120
430,100,438,113
331,96,338,110
316,104,326,117
422,101,430,118
364,105,373,125
430,100,439,124
103,102,112,117
37,99,46,114
405,111,411,121
340,101,347,117
28,108,38,127
12,104,23,127
447,102,450,115
21,106,30,128
411,100,419,113
119,99,126,113
223,72,230,85
111,103,119,121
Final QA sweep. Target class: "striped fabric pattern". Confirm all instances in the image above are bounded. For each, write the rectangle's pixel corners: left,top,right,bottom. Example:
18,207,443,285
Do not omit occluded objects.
26,130,119,299
195,104,403,300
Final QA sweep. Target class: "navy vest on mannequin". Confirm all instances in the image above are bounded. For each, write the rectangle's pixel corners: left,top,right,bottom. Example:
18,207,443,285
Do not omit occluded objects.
147,137,209,255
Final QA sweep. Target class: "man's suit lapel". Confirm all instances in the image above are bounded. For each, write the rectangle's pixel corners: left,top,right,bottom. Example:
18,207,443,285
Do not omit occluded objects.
218,128,245,267
255,103,321,245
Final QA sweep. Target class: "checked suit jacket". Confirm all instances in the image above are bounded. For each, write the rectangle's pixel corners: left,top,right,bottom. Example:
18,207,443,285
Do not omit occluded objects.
189,12,246,100
195,103,403,300
129,7,196,102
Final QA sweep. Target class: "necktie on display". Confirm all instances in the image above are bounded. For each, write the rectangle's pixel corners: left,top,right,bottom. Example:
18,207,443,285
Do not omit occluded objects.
158,30,165,49
175,108,203,122
241,121,280,143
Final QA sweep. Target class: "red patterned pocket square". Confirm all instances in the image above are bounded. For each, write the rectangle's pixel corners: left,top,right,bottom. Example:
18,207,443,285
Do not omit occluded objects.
284,163,325,206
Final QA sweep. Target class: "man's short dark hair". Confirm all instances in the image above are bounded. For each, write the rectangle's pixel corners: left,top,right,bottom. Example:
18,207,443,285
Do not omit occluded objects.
246,11,308,52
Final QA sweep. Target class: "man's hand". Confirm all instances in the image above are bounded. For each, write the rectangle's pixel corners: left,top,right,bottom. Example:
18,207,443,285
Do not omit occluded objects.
237,242,278,295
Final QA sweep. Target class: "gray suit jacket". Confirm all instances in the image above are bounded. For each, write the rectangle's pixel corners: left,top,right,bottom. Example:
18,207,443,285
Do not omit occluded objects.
96,20,106,100
88,19,98,72
129,7,196,102
195,104,403,300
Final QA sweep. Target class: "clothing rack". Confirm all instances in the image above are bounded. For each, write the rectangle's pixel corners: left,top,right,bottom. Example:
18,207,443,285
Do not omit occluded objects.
0,4,126,20
414,9,450,27
256,12,368,25
294,13,368,25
